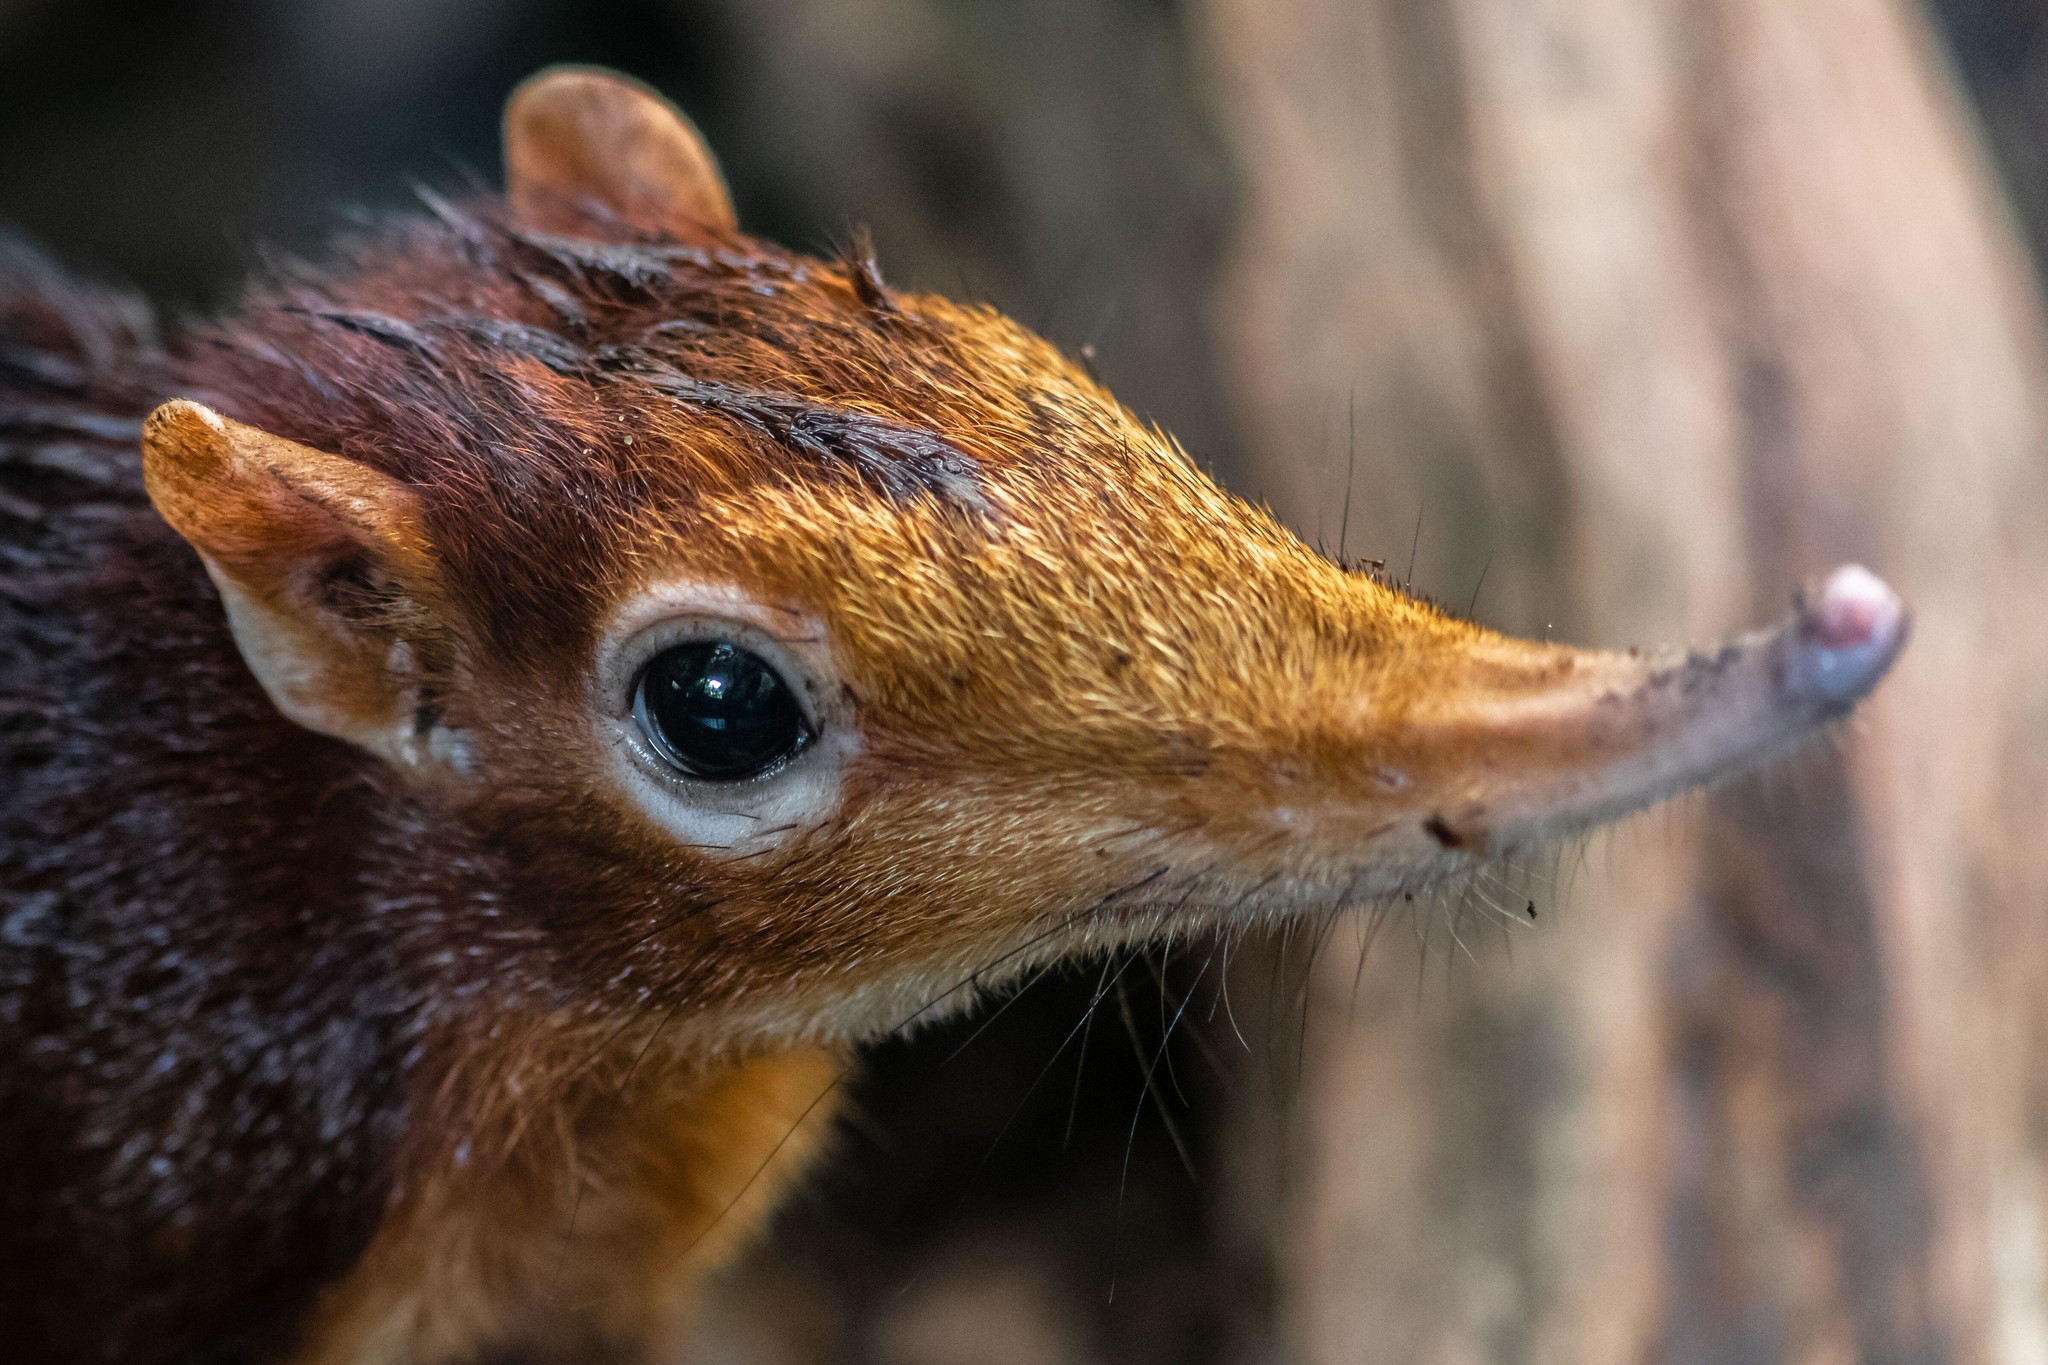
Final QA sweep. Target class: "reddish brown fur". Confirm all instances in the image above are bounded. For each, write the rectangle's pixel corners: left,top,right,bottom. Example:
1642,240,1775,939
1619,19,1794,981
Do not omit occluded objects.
0,186,1538,1364
0,72,1899,1365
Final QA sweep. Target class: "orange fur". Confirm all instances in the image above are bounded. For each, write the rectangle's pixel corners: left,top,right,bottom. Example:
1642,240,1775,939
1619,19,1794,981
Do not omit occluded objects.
0,66,1896,1364
293,1038,841,1365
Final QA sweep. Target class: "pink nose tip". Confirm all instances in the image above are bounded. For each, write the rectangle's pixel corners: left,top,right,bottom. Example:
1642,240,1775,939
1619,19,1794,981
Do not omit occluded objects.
1808,564,1898,648
1785,564,1908,707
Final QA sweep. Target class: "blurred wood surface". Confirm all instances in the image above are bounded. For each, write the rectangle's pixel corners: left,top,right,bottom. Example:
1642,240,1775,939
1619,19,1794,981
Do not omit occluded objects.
1198,0,2048,1361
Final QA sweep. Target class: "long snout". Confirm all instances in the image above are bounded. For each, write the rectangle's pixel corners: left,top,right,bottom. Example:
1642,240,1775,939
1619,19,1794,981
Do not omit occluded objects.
1389,564,1907,854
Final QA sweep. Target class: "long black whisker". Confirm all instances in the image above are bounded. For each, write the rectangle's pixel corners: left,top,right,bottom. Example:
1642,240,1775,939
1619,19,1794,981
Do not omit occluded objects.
1216,932,1252,1053
1406,497,1426,592
1467,550,1494,620
1263,920,1294,1111
1171,948,1234,1082
1109,950,1214,1303
1294,914,1340,1090
945,953,1142,1231
1066,955,1121,1150
939,954,1060,1066
615,996,690,1100
1142,952,1195,1107
673,1062,852,1262
1340,385,1356,564
1348,909,1375,1022
667,867,1172,1259
1115,974,1198,1183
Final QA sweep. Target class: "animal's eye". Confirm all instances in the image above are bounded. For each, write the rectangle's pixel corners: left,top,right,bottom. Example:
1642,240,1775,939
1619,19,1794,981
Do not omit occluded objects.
633,641,809,781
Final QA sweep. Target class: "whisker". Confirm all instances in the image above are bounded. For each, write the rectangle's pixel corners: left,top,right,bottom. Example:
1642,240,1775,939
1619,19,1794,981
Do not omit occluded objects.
1293,914,1340,1087
1108,948,1214,1303
674,1061,854,1262
1114,972,1198,1183
1067,954,1122,1151
1405,496,1426,592
1141,950,1200,1107
1338,385,1356,565
1466,550,1494,620
1347,909,1375,1021
938,955,1060,1067
615,993,690,1099
945,952,1141,1229
1216,931,1253,1053
661,864,1176,1259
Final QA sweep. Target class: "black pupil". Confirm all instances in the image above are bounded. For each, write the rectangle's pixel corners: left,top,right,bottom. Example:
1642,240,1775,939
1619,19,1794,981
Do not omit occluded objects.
636,642,805,780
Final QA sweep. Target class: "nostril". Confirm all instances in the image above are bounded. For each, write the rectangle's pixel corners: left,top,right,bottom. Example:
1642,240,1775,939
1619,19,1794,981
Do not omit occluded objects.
1785,563,1908,706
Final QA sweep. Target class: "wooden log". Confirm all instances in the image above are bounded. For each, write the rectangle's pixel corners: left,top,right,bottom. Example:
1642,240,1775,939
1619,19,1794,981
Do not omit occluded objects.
1196,0,2048,1358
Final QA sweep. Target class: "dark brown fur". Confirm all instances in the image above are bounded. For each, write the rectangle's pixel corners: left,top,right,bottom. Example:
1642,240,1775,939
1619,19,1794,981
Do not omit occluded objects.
0,195,1282,1361
0,72,1904,1363
2,235,410,1361
0,178,1057,1355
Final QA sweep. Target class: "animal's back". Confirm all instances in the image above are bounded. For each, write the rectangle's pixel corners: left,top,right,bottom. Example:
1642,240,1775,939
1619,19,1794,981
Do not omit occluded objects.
0,239,402,1364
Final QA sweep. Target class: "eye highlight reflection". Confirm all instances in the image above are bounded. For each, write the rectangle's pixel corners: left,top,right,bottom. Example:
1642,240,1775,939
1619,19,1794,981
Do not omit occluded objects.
633,641,810,780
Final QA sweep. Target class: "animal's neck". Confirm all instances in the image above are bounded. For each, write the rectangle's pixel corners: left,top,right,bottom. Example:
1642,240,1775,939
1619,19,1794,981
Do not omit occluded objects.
290,1041,844,1365
56,503,842,1363
5,295,852,1362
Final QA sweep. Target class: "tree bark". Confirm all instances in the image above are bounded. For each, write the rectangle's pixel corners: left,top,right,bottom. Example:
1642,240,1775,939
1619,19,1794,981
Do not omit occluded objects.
1196,0,2048,1360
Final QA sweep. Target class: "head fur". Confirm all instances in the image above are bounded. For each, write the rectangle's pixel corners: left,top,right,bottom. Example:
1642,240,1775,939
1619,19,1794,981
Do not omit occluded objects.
144,69,1907,1057
1,66,1908,1364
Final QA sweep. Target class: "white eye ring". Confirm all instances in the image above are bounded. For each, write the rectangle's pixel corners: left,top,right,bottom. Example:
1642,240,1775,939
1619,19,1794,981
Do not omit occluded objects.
592,580,858,857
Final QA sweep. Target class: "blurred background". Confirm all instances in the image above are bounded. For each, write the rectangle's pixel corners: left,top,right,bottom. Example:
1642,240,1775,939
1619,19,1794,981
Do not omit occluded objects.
5,0,2046,1361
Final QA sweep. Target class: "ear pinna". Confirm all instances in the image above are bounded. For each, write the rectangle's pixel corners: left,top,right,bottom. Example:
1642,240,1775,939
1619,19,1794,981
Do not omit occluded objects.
138,399,441,766
502,64,737,236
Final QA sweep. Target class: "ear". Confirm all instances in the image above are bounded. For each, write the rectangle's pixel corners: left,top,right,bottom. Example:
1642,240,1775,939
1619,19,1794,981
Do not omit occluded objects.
142,399,446,766
503,65,737,237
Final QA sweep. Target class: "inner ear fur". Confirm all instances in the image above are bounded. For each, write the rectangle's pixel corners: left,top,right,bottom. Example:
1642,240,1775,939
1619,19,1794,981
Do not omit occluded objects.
504,65,737,237
142,399,444,765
